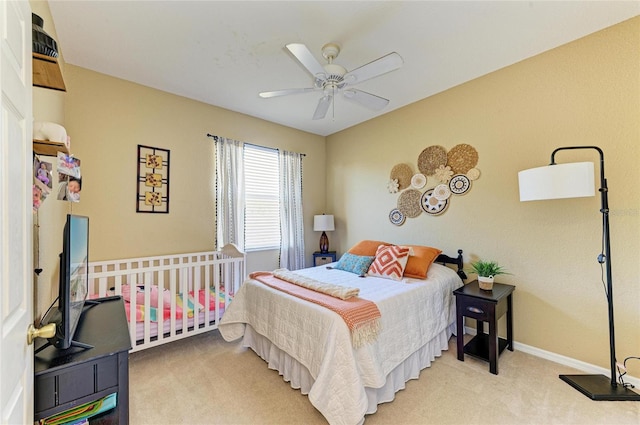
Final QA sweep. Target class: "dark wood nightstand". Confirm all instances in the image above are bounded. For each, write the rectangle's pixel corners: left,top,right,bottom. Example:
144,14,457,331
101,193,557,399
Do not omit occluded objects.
453,280,515,375
313,251,337,266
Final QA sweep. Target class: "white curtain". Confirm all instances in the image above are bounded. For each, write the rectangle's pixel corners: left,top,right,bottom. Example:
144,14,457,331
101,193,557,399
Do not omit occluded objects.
214,136,245,251
279,150,305,270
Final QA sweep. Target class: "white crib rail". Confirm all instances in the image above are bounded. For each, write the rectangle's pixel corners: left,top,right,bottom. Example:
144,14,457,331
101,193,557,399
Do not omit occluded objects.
88,244,245,352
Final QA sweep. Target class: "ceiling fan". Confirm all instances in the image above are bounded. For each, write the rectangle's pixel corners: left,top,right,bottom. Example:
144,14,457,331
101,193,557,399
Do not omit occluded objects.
259,43,403,120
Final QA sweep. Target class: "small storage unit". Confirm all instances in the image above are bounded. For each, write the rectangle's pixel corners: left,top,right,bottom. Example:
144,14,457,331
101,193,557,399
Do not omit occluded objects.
34,298,131,423
313,251,337,266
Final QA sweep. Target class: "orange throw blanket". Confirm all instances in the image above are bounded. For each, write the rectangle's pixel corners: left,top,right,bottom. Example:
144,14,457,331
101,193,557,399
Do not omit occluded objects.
250,271,381,348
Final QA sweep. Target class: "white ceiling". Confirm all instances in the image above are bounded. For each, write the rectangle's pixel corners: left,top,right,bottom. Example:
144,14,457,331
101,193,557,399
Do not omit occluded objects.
48,1,639,137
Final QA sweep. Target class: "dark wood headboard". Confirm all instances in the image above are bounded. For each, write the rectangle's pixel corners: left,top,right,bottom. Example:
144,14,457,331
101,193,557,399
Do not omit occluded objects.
435,249,467,281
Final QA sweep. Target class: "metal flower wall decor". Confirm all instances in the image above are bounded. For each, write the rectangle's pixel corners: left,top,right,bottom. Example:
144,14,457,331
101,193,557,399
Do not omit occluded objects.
136,145,170,213
387,143,481,225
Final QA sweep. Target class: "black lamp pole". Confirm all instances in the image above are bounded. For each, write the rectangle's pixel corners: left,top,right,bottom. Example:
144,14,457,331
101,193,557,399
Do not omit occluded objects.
552,146,640,400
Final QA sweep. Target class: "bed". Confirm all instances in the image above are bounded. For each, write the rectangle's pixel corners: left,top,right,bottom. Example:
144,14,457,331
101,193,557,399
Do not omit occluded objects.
88,244,245,352
219,241,466,425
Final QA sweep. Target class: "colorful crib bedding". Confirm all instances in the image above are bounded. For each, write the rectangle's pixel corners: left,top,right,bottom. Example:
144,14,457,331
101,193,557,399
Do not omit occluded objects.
112,284,227,323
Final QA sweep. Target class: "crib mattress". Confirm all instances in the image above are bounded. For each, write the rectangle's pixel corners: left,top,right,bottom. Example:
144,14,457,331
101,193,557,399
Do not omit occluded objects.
132,307,226,342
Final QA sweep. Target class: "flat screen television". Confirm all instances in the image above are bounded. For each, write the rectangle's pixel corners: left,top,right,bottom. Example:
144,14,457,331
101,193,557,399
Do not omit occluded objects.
38,214,92,352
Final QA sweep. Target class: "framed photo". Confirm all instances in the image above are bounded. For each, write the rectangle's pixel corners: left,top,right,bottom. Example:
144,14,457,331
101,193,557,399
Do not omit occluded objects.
136,145,170,213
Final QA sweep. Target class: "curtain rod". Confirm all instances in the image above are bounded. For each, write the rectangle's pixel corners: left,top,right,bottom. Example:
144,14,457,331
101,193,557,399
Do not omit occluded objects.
206,133,305,157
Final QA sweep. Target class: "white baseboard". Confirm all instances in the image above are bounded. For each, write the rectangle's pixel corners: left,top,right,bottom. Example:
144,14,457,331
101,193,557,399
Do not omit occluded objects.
463,326,640,389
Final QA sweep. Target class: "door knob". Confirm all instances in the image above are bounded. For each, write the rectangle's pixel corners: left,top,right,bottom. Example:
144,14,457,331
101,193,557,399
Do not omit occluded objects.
27,323,56,345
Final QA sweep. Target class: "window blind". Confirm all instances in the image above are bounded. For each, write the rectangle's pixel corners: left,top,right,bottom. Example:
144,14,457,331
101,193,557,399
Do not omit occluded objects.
244,144,281,250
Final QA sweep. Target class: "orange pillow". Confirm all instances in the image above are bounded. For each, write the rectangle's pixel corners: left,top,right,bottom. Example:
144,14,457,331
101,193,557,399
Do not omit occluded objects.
403,245,442,279
347,240,392,256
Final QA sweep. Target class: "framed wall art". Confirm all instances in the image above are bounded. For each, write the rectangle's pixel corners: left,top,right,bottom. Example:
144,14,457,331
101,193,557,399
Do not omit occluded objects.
136,145,170,213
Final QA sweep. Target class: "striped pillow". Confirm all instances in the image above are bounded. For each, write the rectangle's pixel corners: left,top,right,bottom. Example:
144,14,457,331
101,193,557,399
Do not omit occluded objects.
367,245,411,281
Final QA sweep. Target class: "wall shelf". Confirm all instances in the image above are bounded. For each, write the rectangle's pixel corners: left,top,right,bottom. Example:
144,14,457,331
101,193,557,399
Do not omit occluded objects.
33,52,66,91
33,139,68,156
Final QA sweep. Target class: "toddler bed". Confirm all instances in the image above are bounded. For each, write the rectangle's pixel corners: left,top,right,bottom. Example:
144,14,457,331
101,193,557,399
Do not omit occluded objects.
88,244,245,352
219,241,466,425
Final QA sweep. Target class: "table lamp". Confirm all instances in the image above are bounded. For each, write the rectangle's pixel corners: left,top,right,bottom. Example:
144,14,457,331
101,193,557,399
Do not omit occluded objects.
313,214,334,254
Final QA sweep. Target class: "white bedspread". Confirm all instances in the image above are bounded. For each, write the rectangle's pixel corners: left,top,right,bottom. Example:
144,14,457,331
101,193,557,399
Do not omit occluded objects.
219,263,463,425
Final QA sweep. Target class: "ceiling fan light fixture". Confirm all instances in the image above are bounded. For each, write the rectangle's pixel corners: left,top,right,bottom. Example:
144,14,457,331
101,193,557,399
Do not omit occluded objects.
262,42,402,120
324,63,346,77
322,63,347,90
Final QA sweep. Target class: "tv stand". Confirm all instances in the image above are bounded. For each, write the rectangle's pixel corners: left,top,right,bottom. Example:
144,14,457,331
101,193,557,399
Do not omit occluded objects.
34,298,131,423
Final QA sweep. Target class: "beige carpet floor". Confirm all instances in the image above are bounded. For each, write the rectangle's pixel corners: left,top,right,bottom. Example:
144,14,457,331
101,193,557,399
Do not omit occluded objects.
128,331,640,425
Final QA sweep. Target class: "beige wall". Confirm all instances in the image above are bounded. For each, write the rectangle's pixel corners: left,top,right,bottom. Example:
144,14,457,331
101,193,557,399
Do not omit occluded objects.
31,0,69,320
326,17,640,378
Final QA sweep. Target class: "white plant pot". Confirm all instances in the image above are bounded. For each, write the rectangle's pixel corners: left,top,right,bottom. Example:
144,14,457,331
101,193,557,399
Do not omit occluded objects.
478,275,494,290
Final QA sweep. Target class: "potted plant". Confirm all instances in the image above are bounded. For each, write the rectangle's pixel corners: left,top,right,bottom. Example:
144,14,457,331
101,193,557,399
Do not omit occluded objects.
469,260,509,290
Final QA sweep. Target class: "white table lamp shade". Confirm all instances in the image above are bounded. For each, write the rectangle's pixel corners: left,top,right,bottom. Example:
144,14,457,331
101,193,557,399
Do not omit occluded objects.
313,215,335,231
518,162,595,202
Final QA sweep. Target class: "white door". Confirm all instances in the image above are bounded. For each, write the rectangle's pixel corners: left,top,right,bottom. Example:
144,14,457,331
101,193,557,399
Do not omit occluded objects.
1,1,34,424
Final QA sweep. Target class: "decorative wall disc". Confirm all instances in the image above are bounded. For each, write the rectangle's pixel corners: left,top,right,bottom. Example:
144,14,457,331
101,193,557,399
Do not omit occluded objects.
418,145,447,176
397,189,422,218
466,168,481,180
434,165,453,183
433,184,451,200
449,174,471,195
387,178,399,193
411,173,427,189
447,144,479,174
389,208,406,226
421,189,449,215
390,164,413,190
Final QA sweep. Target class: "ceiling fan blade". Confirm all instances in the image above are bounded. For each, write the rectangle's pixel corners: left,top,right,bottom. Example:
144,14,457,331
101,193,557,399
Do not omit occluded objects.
259,88,316,98
343,89,389,111
313,95,332,120
286,43,326,78
344,52,403,85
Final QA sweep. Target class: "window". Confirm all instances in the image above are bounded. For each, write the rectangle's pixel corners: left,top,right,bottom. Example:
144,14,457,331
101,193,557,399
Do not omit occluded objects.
244,144,280,250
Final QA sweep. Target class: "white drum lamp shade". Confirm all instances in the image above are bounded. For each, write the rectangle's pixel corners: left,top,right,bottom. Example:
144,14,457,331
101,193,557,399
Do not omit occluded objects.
313,214,335,232
313,214,334,253
518,162,595,202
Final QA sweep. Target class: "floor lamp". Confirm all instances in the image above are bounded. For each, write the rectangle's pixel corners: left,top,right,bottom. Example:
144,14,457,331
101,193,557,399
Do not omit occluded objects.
518,146,640,401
